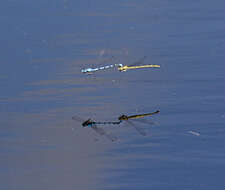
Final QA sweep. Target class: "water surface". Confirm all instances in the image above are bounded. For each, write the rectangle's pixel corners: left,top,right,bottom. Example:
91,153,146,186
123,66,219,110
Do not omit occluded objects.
0,0,225,189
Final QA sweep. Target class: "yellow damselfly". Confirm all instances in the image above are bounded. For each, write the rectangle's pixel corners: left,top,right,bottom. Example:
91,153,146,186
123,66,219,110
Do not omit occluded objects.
118,110,160,136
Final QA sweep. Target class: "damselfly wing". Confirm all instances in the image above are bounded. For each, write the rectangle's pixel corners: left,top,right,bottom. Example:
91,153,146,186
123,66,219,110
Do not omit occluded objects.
91,125,117,142
72,115,117,142
128,56,147,67
118,110,160,136
125,120,147,136
100,56,116,65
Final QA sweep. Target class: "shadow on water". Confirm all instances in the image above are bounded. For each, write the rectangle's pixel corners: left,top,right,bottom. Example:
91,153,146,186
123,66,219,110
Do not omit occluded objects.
72,110,160,142
1,0,225,190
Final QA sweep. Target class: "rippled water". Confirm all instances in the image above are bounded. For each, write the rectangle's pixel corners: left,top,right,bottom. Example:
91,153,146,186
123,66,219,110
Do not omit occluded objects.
1,0,225,189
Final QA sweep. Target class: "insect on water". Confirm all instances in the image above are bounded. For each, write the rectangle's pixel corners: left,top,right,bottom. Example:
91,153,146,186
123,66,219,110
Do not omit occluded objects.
81,56,160,74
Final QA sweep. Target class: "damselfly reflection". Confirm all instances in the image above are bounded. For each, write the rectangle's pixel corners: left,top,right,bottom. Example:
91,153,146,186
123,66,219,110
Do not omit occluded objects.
118,110,160,136
81,56,160,74
72,110,159,141
72,115,121,142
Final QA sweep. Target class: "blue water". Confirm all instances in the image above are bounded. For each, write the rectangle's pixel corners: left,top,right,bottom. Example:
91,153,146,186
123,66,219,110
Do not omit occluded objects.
0,0,225,190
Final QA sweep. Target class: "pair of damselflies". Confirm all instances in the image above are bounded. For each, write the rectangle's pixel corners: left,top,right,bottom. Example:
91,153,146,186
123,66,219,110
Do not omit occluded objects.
72,110,160,142
81,56,160,74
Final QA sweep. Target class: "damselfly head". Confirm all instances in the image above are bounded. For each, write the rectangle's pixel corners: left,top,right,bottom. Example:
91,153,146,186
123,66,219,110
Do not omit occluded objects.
118,66,127,72
155,110,160,114
118,115,128,121
82,119,92,127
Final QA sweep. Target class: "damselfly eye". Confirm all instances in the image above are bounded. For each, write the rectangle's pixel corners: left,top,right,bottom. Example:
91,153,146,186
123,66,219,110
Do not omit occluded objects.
119,115,126,120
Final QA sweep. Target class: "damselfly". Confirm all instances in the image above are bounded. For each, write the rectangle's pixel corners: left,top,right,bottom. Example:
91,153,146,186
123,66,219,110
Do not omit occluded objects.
118,110,160,136
81,56,160,74
72,115,121,142
117,56,160,72
81,56,122,74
